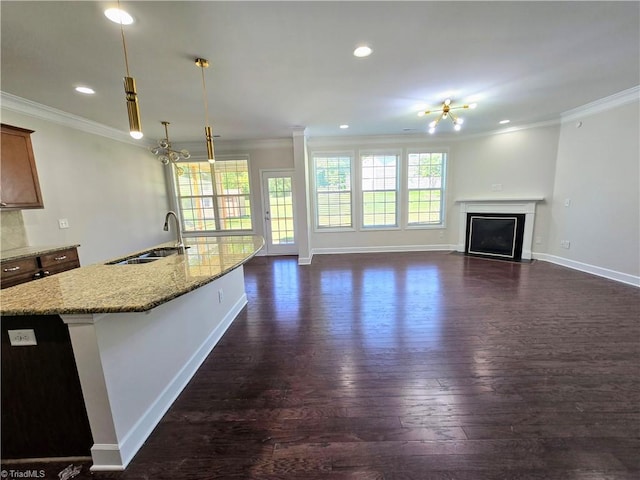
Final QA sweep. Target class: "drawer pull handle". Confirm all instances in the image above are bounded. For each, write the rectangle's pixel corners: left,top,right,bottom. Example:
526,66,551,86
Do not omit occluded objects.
54,255,67,261
0,202,7,207
3,266,20,272
42,271,51,276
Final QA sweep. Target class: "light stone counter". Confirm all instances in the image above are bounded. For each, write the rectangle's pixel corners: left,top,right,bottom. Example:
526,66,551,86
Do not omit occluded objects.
0,235,263,315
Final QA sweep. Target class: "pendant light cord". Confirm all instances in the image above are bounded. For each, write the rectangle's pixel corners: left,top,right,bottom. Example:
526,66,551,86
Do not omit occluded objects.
117,0,131,77
200,65,210,127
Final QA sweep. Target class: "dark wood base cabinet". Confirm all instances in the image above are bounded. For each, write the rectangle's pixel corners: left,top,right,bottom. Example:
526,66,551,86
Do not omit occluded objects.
1,315,93,459
1,247,80,289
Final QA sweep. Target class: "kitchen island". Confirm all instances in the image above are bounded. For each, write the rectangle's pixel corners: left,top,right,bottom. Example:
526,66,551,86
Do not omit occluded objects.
0,235,263,471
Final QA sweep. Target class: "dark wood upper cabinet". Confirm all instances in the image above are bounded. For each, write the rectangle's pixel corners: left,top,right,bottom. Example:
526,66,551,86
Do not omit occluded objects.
1,123,44,209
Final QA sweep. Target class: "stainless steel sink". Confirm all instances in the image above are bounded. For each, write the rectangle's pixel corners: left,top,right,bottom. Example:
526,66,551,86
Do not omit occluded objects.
106,246,188,265
114,257,162,265
140,248,183,258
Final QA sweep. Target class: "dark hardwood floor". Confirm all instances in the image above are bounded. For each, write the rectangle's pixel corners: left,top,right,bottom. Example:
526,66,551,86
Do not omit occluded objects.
3,252,639,479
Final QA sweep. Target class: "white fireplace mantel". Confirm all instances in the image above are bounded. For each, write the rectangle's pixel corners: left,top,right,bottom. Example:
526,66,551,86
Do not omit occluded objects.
455,197,545,260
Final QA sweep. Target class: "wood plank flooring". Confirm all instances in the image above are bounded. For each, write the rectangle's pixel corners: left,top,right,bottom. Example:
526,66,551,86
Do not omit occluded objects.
3,252,639,479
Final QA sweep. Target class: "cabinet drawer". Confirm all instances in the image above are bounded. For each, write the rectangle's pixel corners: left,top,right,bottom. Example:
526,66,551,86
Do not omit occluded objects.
39,248,79,271
1,257,39,288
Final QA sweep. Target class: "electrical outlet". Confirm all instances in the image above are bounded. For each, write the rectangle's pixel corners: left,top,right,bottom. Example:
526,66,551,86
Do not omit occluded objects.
8,329,37,346
58,218,70,229
564,198,571,207
560,240,571,249
491,183,503,192
535,236,542,245
218,289,224,303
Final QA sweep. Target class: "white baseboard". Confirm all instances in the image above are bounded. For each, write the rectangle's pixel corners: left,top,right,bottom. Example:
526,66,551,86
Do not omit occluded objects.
534,253,640,287
89,294,248,472
310,244,455,258
297,255,313,265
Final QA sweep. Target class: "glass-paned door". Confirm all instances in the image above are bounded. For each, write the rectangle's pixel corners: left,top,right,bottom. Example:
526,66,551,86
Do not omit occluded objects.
261,170,297,255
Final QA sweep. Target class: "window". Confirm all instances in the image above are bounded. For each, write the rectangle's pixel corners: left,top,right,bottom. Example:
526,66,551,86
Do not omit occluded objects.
361,152,399,228
313,153,352,229
407,152,445,226
175,158,252,232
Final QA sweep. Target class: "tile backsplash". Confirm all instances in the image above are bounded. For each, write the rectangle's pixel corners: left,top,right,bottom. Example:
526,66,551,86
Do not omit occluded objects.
1,210,28,250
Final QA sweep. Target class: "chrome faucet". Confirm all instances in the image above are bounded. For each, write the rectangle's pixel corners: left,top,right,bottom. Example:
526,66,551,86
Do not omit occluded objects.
163,211,184,249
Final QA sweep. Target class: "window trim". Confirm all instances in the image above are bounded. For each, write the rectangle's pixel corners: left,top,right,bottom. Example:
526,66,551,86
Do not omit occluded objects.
311,150,356,232
359,149,401,230
404,149,447,229
309,146,448,234
173,154,255,235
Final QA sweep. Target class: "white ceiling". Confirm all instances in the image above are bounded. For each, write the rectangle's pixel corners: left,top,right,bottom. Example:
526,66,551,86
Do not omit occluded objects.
1,1,639,145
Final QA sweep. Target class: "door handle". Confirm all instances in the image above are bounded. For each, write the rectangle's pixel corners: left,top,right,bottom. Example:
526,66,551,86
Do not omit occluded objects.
265,211,271,221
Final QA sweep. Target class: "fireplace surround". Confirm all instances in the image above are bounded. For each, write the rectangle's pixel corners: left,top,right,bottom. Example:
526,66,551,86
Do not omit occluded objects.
456,198,544,261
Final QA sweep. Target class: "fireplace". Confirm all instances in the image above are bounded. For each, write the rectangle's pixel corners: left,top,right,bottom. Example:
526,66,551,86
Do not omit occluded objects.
456,198,543,261
465,213,526,260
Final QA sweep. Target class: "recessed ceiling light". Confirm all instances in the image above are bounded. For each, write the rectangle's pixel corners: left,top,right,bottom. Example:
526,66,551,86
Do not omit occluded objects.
339,124,349,129
75,86,95,95
499,119,511,124
104,8,134,25
353,45,372,58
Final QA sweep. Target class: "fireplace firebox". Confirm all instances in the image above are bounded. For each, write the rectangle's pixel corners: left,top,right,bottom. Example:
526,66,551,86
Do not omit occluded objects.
465,213,526,261
456,198,543,261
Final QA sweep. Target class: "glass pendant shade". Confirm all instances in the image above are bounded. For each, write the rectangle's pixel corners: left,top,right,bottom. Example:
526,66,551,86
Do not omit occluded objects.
150,121,190,165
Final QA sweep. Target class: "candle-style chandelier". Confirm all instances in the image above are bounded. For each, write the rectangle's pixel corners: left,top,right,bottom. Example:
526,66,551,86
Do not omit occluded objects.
418,98,477,134
150,121,190,165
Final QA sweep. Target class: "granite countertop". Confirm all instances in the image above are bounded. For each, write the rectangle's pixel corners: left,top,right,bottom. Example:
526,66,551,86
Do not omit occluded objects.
0,235,264,316
1,244,81,262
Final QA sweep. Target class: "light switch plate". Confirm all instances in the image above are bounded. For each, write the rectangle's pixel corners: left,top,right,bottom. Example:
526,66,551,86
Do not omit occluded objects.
8,329,37,346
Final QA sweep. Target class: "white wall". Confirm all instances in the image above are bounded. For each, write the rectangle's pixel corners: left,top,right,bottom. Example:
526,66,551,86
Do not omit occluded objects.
214,138,294,243
449,125,560,252
304,127,559,254
547,100,639,279
1,109,171,265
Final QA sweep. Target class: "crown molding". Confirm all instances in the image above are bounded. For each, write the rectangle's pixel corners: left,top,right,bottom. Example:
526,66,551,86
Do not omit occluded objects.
306,119,561,148
204,137,294,152
561,85,640,122
4,87,636,152
0,91,151,147
307,133,454,148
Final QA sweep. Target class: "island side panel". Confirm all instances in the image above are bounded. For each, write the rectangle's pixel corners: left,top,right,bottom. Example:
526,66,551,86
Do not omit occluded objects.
1,315,93,459
62,266,247,471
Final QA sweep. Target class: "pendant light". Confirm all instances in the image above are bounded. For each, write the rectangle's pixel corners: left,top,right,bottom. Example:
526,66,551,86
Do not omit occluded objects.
111,1,143,139
151,121,191,165
195,58,215,164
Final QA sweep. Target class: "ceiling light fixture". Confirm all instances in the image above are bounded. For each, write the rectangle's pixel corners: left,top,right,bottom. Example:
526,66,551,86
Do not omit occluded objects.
151,121,190,165
195,58,215,164
111,1,142,139
340,124,349,129
499,119,511,124
353,45,372,57
104,8,134,25
418,98,477,134
75,86,95,95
